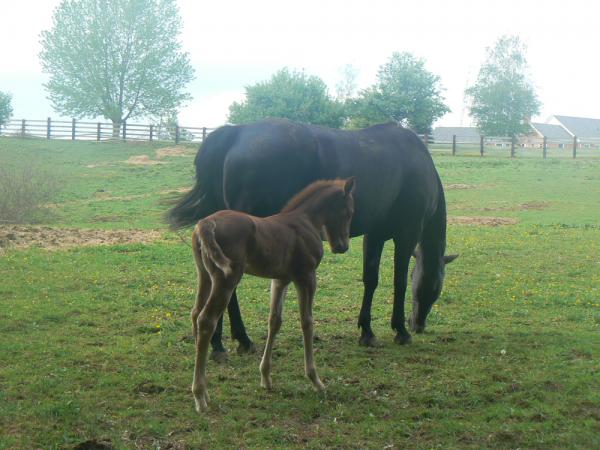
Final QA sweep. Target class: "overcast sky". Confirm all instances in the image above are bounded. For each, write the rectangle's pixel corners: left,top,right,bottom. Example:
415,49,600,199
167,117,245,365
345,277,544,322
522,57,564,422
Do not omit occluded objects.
1,0,599,128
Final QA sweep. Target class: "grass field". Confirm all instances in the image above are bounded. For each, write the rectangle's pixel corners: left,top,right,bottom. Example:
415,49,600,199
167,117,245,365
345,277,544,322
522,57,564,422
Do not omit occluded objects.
1,137,599,449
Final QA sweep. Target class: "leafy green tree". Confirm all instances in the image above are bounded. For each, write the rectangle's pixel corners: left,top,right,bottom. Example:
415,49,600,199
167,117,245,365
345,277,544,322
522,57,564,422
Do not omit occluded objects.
228,68,344,128
0,91,13,126
465,35,541,137
39,0,194,135
347,52,449,133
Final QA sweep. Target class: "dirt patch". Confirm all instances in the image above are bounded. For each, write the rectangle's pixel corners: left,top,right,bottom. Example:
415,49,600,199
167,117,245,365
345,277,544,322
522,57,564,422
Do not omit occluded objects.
0,225,162,251
482,201,550,212
124,155,165,165
445,183,476,190
449,216,518,226
155,146,194,159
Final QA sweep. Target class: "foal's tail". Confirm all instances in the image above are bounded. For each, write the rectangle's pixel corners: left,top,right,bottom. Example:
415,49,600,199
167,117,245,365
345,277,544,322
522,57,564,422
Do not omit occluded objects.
196,220,232,276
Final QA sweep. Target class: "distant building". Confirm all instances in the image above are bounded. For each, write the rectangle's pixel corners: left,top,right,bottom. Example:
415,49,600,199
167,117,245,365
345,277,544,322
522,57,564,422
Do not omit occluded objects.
549,116,600,148
523,122,573,148
432,127,481,143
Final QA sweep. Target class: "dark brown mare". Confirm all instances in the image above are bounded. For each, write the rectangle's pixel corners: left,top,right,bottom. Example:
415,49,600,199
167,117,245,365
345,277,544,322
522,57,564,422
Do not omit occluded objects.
190,178,355,412
169,119,458,358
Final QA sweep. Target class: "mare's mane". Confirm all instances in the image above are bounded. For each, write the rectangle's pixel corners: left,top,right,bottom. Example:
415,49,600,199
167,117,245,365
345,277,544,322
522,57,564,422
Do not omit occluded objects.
280,179,343,213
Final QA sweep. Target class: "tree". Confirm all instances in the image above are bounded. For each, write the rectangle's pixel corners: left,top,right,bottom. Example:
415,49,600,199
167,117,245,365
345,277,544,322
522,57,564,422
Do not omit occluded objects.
39,0,194,135
228,68,345,128
0,91,13,126
347,52,449,133
465,35,541,137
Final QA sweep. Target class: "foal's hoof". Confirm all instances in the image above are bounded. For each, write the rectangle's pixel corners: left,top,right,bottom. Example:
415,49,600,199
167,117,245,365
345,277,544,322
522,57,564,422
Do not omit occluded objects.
394,332,412,345
237,341,256,355
210,350,229,363
358,334,378,347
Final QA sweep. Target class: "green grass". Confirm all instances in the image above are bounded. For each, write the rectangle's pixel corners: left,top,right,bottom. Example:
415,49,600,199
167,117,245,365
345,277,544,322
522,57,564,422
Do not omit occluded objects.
1,137,599,449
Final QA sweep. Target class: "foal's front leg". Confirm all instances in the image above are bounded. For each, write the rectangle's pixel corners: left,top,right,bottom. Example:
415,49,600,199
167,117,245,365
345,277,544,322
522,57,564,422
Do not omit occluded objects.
260,279,289,390
295,272,325,392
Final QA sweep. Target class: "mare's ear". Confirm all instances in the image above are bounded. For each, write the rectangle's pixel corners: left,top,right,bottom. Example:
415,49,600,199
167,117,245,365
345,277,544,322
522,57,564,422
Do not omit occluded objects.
344,177,356,196
443,254,459,264
411,246,421,258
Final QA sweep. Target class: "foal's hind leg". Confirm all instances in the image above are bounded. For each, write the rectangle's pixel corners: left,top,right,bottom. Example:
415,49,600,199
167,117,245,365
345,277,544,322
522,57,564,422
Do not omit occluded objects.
191,233,212,344
192,273,239,413
260,279,289,390
295,273,325,392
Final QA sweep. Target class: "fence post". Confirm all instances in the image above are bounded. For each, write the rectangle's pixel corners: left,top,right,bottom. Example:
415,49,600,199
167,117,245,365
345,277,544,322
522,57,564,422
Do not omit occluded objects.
510,136,516,158
175,125,180,144
480,135,484,156
97,122,101,141
46,117,51,139
149,124,154,142
122,121,127,140
573,136,577,158
452,134,456,155
202,127,207,142
21,119,26,136
71,118,76,141
543,136,547,159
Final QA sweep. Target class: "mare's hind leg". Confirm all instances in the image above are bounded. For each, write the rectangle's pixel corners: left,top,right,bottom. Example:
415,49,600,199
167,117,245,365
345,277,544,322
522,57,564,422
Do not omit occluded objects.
260,279,289,390
209,290,256,359
358,234,385,347
192,272,240,413
228,290,256,354
391,233,420,345
295,272,325,392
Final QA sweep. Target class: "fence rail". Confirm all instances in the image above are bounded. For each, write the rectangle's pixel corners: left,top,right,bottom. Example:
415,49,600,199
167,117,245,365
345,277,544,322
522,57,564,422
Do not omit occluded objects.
2,118,600,158
0,118,215,144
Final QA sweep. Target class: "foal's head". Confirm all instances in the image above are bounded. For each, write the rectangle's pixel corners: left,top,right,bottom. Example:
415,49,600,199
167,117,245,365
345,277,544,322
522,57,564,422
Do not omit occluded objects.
321,178,355,254
282,177,356,254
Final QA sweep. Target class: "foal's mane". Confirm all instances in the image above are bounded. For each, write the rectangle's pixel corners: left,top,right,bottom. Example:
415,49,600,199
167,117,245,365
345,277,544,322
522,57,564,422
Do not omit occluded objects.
281,179,343,213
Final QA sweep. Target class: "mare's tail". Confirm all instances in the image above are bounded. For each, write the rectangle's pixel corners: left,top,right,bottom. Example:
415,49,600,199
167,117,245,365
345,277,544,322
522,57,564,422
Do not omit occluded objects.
167,125,239,229
196,221,232,276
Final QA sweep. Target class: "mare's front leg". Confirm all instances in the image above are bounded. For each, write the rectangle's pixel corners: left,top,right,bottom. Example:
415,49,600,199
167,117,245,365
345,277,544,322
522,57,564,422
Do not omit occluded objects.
391,235,419,345
358,234,385,347
260,279,289,390
295,272,325,392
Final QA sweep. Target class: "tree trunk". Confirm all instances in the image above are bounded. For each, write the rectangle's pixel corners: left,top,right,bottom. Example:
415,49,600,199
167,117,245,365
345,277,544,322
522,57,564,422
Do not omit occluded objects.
111,120,121,138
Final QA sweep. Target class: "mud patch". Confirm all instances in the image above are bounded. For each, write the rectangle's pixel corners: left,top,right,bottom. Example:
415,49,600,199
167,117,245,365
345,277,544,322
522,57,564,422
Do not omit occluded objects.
124,155,165,165
0,225,162,251
449,216,518,226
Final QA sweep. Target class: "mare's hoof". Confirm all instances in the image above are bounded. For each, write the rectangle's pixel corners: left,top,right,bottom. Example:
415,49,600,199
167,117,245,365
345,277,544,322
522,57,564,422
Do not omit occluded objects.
358,334,378,347
210,350,228,363
237,341,256,355
394,332,412,345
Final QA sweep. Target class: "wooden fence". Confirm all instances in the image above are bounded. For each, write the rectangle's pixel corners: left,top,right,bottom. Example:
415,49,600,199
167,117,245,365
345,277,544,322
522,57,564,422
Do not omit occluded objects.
0,118,215,144
1,118,599,158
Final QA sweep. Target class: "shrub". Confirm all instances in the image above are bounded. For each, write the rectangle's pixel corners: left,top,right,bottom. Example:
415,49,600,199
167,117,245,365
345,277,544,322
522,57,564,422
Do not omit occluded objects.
0,165,61,224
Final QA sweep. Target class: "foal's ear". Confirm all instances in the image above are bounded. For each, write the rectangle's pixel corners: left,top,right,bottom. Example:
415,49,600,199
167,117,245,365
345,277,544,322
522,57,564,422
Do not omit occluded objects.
443,254,459,264
344,177,356,196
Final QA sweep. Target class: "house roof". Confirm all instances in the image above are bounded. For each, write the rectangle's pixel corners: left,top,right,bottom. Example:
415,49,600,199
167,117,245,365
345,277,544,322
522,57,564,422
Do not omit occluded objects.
530,122,572,140
553,115,600,139
432,127,481,143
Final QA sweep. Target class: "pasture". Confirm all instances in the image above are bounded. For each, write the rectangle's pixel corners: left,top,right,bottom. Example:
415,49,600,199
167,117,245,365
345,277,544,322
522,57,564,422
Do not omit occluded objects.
1,137,599,449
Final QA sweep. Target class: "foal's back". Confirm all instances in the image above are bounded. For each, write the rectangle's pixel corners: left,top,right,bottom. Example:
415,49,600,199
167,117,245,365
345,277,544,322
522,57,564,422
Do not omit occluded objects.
197,209,321,280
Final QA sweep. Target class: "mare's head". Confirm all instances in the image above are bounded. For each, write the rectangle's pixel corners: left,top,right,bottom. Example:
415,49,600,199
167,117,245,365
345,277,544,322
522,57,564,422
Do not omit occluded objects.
409,248,459,333
322,177,356,253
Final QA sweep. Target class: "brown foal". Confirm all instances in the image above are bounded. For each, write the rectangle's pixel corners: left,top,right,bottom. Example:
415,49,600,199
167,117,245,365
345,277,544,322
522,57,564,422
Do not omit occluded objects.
190,177,355,412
